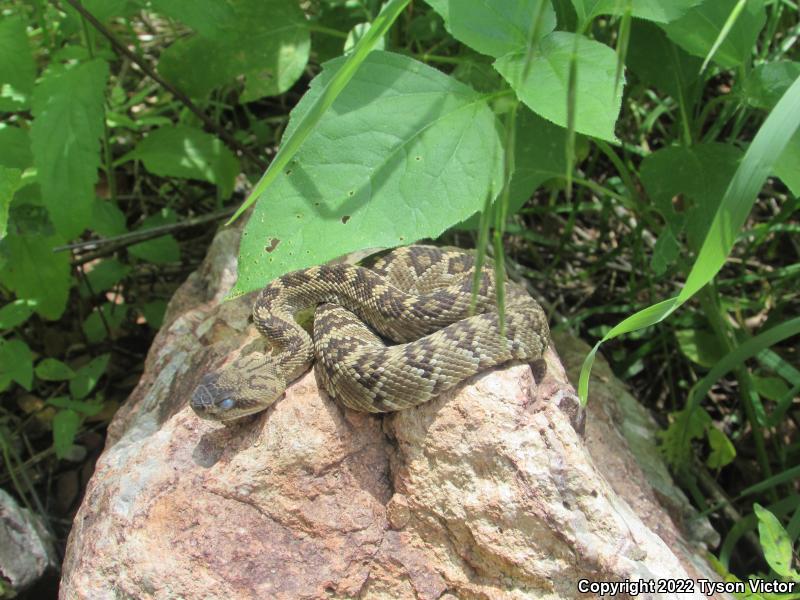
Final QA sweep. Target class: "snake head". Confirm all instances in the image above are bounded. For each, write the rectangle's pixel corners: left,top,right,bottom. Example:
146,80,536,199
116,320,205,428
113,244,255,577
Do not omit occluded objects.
190,350,285,421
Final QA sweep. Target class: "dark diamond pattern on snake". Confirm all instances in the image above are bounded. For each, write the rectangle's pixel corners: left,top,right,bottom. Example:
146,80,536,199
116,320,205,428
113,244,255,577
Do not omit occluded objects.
191,245,550,420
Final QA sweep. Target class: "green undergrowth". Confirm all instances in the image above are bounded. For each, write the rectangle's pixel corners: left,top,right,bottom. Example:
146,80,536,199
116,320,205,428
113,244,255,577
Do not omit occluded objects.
0,0,798,592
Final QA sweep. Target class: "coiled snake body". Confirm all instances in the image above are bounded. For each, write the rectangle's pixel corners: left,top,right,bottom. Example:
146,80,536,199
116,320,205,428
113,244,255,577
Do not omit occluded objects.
191,245,550,420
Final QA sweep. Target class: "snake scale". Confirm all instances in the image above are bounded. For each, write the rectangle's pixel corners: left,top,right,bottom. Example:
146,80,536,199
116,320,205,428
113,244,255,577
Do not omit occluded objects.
190,245,550,420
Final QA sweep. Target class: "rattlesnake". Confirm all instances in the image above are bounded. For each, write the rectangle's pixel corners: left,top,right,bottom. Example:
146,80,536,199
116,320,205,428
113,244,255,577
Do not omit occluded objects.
190,245,550,420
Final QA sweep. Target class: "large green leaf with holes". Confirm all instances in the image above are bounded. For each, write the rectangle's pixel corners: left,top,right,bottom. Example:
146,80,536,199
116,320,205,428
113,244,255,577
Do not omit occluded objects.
232,51,503,296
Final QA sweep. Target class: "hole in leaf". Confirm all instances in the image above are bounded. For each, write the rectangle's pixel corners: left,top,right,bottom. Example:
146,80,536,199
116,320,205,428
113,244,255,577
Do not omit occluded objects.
341,215,351,224
265,238,280,253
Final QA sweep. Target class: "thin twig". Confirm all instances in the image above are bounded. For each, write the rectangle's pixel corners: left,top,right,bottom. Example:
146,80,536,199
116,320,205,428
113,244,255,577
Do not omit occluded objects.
59,0,268,170
54,205,236,265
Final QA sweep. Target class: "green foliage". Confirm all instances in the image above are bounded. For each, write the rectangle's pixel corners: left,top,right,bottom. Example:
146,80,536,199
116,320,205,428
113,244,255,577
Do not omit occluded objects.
51,408,81,460
494,32,622,140
753,504,799,578
127,125,240,199
34,358,76,381
30,59,109,240
706,427,736,469
156,0,310,101
426,0,556,57
0,15,35,110
0,166,22,238
233,50,503,295
0,338,33,391
571,0,703,24
0,233,71,319
663,0,766,69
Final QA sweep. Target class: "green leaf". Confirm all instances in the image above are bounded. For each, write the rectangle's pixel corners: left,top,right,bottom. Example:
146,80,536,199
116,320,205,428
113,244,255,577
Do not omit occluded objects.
743,61,800,110
232,50,503,296
0,298,36,329
30,60,109,239
82,303,127,343
128,125,239,198
753,375,789,402
229,0,411,224
680,317,800,450
641,143,742,253
660,405,711,469
675,329,726,368
157,0,310,101
0,166,22,239
0,338,33,391
35,358,76,381
0,15,36,111
626,19,701,101
650,226,680,275
129,236,179,264
425,0,556,58
78,258,130,296
571,0,702,24
344,22,386,54
0,125,33,170
578,74,800,403
149,0,237,38
311,2,364,63
740,62,800,196
128,209,180,264
48,396,103,416
494,32,623,141
92,198,128,237
69,353,110,399
52,408,81,459
753,504,795,577
141,300,168,329
506,109,568,212
662,0,766,70
706,427,736,469
0,233,72,319
774,130,800,197
458,108,568,229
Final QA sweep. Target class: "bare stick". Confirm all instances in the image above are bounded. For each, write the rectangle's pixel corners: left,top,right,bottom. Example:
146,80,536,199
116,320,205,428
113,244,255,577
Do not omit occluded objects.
54,206,236,265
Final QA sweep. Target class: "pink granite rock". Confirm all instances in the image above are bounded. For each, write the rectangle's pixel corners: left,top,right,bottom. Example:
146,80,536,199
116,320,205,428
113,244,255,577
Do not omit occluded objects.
60,229,728,599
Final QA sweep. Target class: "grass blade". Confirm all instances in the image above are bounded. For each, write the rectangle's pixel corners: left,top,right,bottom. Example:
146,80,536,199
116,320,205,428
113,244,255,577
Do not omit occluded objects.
700,0,747,73
679,316,800,447
578,73,800,404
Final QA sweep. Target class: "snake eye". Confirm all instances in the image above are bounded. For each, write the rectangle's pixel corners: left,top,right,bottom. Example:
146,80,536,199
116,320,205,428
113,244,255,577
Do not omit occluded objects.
218,398,235,411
